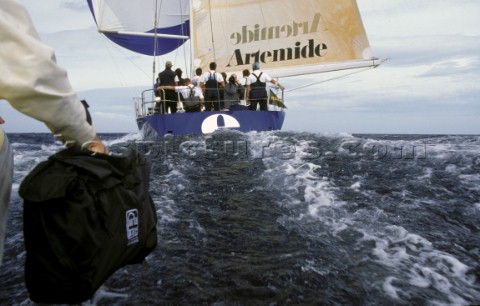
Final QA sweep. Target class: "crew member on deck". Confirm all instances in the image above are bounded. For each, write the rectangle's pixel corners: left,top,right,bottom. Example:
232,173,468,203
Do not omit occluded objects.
157,61,179,113
191,68,203,88
200,62,224,111
158,78,204,113
246,62,285,111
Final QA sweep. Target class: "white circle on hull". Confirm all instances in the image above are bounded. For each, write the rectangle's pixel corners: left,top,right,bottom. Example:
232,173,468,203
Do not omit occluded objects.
201,114,241,134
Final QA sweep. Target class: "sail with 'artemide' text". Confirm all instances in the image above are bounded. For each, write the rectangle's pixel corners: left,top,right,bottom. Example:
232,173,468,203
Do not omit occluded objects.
88,0,383,78
191,0,382,77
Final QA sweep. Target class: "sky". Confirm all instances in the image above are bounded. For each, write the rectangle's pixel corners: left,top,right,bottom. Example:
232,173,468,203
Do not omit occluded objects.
1,0,479,135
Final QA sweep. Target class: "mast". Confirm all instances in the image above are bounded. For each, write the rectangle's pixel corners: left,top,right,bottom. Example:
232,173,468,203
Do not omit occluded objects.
153,0,159,88
189,0,195,77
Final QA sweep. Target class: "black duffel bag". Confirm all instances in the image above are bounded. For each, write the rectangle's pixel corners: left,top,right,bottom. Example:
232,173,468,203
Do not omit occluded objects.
19,146,157,304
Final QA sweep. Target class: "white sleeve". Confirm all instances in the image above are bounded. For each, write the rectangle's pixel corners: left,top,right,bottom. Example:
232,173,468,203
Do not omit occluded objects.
0,0,96,145
196,88,204,99
199,73,207,84
175,86,187,93
263,73,272,83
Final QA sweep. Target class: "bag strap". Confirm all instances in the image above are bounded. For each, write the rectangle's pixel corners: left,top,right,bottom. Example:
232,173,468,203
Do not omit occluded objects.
209,72,216,81
252,72,263,82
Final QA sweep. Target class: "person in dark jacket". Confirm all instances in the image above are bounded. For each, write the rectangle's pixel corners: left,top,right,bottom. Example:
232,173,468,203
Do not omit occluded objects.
175,68,185,86
224,74,243,110
157,61,179,113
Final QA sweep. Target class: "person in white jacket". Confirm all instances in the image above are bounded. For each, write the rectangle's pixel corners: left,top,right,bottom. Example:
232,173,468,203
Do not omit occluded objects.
0,0,108,265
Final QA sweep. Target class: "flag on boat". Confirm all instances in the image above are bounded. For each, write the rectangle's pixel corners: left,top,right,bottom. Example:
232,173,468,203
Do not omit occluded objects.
269,90,287,109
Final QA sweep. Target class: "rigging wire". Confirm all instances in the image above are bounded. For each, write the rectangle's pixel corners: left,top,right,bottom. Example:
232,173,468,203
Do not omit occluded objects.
257,0,270,63
153,0,160,88
285,67,375,93
179,0,191,77
95,38,150,100
207,0,216,62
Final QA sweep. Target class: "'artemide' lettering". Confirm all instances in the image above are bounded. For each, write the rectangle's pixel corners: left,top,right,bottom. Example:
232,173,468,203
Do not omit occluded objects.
230,13,322,45
227,39,327,67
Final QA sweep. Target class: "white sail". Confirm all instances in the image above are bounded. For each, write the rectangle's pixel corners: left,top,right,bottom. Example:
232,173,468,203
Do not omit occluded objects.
87,0,190,55
191,0,381,77
88,0,382,75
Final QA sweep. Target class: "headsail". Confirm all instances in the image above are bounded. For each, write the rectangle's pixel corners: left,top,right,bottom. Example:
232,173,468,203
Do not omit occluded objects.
87,0,190,56
191,0,382,77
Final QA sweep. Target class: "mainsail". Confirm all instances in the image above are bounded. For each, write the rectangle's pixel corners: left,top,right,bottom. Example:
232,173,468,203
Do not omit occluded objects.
192,0,382,77
88,0,382,76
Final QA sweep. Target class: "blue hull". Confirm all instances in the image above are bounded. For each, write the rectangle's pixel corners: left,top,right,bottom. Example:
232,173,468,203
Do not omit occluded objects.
136,110,285,137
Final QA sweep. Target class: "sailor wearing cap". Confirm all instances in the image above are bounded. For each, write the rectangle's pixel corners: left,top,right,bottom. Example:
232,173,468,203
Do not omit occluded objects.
246,62,285,111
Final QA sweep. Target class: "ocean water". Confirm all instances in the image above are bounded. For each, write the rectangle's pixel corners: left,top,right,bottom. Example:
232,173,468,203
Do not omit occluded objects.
1,131,479,305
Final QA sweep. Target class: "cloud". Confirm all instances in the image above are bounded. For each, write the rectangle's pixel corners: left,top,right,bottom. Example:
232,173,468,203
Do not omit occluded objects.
93,112,131,120
59,0,89,11
419,57,480,78
360,1,480,38
374,35,480,68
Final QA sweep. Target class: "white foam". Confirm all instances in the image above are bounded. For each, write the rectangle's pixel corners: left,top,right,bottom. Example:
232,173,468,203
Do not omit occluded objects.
246,133,480,303
301,259,330,276
248,132,353,240
383,276,401,300
83,285,129,305
104,132,142,146
408,265,430,288
445,164,458,173
365,225,478,304
458,174,480,192
350,181,361,189
419,167,433,181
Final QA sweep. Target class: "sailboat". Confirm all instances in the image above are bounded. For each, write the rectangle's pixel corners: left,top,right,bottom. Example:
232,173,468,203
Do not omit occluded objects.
87,0,383,138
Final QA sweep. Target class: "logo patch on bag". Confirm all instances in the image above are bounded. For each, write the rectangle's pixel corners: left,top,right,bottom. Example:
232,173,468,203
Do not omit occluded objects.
126,209,139,245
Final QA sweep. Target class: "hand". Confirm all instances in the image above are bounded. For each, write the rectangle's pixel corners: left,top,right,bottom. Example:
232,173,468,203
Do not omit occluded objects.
86,136,109,155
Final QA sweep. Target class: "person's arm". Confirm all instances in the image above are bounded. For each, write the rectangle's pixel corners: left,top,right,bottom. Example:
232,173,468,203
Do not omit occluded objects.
0,117,5,149
199,74,207,93
0,0,106,153
237,84,246,99
196,88,205,103
158,85,176,91
245,76,251,101
270,79,285,91
217,73,225,88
